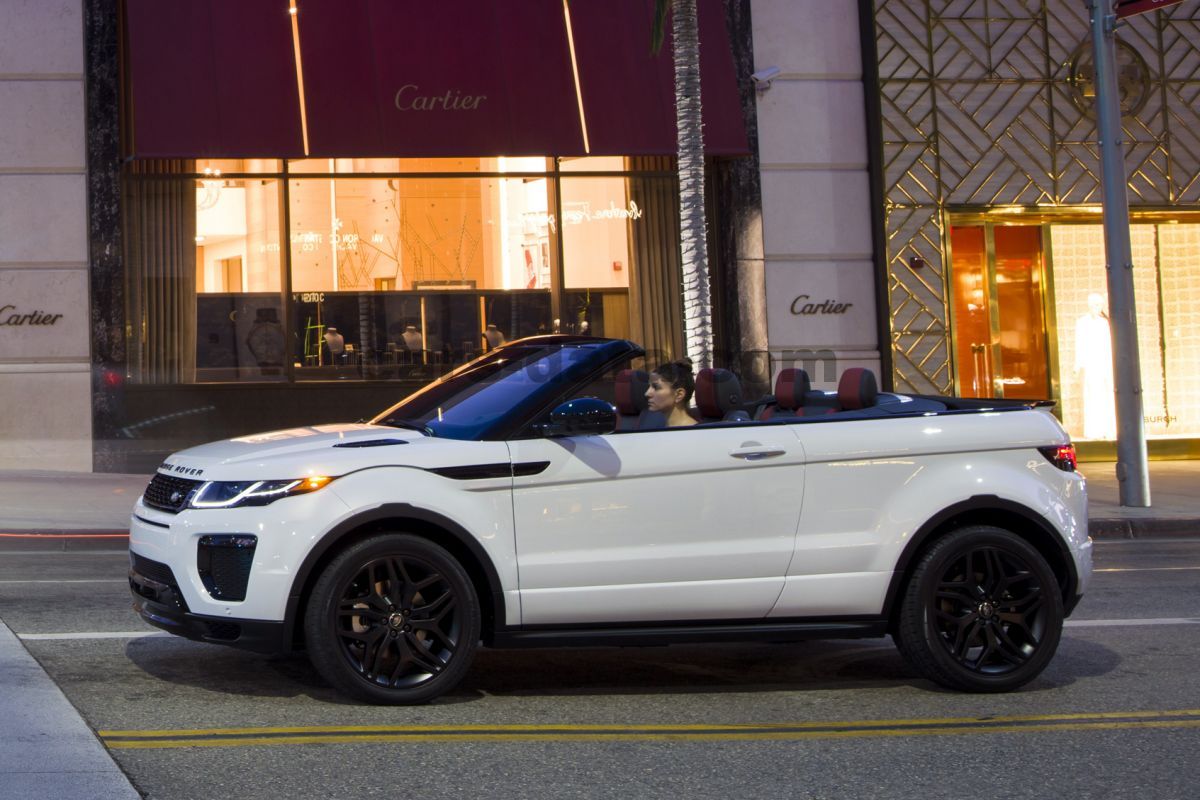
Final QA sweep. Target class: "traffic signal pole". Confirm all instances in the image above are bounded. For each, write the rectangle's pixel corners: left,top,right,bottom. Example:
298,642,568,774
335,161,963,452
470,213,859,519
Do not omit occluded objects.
1086,0,1150,506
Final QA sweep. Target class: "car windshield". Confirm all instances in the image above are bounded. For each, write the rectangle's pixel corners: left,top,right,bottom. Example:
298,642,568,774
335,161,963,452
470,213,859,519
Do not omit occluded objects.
370,341,618,440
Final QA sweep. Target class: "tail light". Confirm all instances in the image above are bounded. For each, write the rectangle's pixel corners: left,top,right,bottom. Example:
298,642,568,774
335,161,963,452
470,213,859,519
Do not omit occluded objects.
1038,444,1077,472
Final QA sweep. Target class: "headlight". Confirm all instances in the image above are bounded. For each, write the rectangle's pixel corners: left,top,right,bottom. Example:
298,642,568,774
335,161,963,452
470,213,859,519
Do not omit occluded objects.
189,476,333,509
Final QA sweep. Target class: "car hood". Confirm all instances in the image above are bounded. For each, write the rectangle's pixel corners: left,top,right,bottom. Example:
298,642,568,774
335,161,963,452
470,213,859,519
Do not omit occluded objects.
157,423,468,481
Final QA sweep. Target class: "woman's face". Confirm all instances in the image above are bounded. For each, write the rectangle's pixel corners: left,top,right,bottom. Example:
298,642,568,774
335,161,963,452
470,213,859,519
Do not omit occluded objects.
646,373,684,413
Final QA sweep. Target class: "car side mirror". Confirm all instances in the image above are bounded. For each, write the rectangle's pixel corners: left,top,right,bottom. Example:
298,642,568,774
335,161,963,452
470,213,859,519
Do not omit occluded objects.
538,397,617,437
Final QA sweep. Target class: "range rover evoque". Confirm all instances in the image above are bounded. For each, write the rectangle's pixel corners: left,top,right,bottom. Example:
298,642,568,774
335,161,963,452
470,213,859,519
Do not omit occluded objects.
129,336,1092,704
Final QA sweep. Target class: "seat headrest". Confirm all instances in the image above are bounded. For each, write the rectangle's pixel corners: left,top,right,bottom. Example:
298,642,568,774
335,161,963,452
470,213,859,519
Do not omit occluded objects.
837,367,878,410
614,369,649,414
695,368,743,418
774,368,812,410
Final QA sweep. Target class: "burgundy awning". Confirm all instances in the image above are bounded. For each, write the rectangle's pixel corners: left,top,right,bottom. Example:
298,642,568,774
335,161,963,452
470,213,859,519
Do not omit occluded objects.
123,0,748,159
124,0,306,158
296,0,584,157
569,0,748,156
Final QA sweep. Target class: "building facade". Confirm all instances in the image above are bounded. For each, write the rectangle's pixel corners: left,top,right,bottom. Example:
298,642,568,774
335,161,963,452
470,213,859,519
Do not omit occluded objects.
1,0,1193,473
871,0,1200,457
0,0,92,471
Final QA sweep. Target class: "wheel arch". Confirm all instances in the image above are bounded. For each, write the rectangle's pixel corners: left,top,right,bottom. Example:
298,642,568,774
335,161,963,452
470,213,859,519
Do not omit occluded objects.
282,504,506,650
881,495,1079,631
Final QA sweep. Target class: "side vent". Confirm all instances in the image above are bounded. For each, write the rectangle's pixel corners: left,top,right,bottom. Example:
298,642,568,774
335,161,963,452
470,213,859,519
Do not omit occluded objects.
333,439,409,448
197,535,258,601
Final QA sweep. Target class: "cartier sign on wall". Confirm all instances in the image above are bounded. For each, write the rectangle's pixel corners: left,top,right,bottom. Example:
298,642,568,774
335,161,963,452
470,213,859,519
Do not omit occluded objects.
789,295,854,315
0,305,64,326
766,262,877,350
0,270,86,360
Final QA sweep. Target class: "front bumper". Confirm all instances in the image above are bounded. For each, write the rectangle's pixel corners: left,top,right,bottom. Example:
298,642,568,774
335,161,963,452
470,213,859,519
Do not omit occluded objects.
128,488,352,619
127,487,354,651
129,558,289,653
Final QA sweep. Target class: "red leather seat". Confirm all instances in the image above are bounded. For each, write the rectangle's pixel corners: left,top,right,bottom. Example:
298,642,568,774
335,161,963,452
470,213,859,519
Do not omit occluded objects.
694,368,750,423
837,367,879,411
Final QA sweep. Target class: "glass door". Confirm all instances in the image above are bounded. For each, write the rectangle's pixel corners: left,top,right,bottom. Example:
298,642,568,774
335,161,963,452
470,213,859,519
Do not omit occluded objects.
949,224,1050,400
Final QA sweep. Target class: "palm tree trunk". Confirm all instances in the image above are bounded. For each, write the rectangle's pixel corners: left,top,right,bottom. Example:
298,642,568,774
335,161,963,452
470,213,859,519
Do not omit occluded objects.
671,0,713,369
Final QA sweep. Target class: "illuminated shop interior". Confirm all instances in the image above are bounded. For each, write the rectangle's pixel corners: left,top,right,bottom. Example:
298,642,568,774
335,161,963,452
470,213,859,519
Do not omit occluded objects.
948,210,1200,444
125,156,683,385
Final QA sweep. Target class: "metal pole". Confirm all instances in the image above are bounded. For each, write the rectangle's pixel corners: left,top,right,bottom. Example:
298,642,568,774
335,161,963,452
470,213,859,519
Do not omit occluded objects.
1087,0,1150,506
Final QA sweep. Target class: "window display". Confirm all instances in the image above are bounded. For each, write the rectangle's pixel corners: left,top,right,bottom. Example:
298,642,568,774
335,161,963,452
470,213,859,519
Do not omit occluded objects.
948,217,1200,444
124,157,680,386
1050,223,1196,441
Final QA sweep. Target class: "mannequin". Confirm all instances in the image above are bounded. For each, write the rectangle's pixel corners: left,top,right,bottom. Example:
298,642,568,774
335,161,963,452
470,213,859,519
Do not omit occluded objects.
483,323,506,350
323,326,345,364
401,324,423,352
1074,293,1116,440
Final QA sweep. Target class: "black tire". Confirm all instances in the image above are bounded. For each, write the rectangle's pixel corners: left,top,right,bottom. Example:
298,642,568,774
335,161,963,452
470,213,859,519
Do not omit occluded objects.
304,533,480,704
895,525,1063,693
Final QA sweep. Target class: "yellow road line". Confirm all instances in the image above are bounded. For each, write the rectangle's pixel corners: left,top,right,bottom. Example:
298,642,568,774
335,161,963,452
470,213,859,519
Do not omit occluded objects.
99,710,1200,750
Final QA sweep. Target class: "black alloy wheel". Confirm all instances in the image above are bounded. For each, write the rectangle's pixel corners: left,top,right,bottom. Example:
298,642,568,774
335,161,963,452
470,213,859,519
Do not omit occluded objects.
305,534,480,704
895,525,1064,692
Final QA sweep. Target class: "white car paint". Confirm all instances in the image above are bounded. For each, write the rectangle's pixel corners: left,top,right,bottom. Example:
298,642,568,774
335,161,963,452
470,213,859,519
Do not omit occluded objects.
129,403,1090,640
509,425,805,623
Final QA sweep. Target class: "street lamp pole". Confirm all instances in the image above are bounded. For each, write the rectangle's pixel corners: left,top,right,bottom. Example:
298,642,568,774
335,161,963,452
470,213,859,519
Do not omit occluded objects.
1086,0,1150,506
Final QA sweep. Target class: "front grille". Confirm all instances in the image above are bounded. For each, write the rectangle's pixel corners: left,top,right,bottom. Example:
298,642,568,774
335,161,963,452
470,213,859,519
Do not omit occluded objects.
129,553,188,611
197,535,257,601
131,552,176,586
143,474,203,514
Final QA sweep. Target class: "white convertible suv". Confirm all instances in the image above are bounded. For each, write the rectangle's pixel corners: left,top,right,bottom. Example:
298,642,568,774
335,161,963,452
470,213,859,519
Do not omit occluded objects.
129,336,1091,704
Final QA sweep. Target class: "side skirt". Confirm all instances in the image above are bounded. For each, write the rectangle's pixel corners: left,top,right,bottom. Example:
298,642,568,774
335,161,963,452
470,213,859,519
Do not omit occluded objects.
488,618,888,649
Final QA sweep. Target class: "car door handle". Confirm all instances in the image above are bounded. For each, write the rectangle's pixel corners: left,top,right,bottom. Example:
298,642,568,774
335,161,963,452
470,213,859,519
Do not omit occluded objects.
729,444,787,460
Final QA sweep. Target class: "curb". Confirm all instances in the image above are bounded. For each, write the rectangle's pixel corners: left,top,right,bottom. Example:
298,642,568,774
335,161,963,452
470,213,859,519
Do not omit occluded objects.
0,530,130,552
0,620,141,799
1088,518,1200,539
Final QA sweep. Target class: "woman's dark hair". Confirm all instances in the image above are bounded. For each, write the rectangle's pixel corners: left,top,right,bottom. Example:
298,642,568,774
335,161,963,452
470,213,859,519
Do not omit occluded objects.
652,359,695,404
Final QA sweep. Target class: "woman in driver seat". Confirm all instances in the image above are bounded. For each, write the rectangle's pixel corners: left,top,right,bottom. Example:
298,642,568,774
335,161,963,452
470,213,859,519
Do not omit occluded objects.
646,360,697,427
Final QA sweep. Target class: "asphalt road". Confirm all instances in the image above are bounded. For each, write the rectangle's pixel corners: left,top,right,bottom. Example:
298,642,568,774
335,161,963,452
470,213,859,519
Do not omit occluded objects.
2,538,1198,800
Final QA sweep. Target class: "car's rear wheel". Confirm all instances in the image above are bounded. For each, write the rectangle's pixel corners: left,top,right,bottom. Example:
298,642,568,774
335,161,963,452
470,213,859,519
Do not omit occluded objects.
895,525,1063,692
304,533,480,704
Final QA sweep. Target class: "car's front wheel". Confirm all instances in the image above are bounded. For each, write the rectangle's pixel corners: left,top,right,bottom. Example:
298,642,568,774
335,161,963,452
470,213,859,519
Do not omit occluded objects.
895,525,1064,692
304,533,480,704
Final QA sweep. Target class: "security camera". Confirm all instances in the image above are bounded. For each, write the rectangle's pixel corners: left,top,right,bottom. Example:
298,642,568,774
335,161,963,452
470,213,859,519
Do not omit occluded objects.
751,66,781,91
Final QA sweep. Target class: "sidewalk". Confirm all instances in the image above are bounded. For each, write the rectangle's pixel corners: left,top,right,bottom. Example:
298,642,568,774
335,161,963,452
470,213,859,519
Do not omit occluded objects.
0,470,147,550
0,470,148,799
0,622,139,800
1078,460,1200,538
0,461,1195,800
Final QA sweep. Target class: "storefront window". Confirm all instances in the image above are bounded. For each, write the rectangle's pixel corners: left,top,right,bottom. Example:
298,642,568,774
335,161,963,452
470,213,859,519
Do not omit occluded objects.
562,171,682,359
949,217,1199,442
194,159,282,174
557,156,628,173
286,169,556,379
285,157,554,175
194,176,284,382
1158,225,1200,438
124,157,681,386
1049,224,1172,440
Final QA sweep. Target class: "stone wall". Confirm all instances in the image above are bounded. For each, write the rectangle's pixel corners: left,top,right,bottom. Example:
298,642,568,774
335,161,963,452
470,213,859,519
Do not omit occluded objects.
751,0,880,389
0,0,92,470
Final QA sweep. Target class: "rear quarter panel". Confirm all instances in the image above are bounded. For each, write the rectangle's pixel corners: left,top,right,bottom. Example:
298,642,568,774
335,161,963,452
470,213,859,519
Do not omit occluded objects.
770,408,1087,617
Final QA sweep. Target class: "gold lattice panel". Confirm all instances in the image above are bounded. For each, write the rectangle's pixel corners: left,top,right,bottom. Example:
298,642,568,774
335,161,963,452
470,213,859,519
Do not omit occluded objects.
874,0,1200,392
